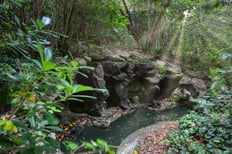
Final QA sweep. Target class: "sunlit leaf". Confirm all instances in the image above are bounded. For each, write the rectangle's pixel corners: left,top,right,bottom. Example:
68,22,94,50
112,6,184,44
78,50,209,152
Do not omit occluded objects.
73,85,93,93
36,19,45,29
85,142,96,151
96,139,106,148
12,125,18,133
58,72,66,79
3,121,14,131
0,120,6,126
71,61,79,68
64,141,78,151
9,135,22,144
42,61,55,71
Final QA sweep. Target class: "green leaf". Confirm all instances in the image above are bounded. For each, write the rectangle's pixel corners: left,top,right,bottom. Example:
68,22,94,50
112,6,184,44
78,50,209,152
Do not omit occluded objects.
85,142,96,151
96,139,107,148
45,126,62,131
94,88,108,93
45,137,59,149
45,112,59,125
6,73,17,80
42,61,55,71
40,120,49,126
3,121,14,131
36,19,45,29
58,72,66,79
9,135,22,144
90,140,97,147
79,66,95,70
32,59,42,69
34,146,44,154
77,71,89,78
0,120,6,126
28,117,36,128
60,79,71,87
106,147,116,154
0,42,6,47
66,98,84,102
67,69,73,85
73,85,93,93
71,61,79,67
72,95,96,99
64,141,78,151
22,133,35,145
37,41,44,63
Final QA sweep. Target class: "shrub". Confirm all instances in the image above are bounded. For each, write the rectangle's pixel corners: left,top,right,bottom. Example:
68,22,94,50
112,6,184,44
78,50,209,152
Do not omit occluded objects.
0,1,110,153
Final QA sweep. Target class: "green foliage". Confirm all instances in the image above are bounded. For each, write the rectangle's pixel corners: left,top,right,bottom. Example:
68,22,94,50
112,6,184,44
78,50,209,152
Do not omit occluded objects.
165,86,232,153
60,0,130,46
84,139,116,154
180,4,232,71
156,64,167,75
165,34,231,153
0,1,109,153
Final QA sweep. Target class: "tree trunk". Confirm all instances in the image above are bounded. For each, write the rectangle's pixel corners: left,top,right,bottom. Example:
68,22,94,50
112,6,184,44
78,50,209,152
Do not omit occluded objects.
120,0,140,45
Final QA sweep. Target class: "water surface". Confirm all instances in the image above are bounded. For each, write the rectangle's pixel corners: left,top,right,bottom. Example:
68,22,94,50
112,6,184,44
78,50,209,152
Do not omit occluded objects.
77,106,189,146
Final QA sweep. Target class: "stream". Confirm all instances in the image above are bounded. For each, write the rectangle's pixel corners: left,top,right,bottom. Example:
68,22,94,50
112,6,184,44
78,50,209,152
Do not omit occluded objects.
76,106,189,146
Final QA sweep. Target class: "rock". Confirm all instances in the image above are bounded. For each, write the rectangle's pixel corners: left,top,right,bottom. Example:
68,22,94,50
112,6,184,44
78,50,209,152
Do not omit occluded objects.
84,47,107,61
74,57,87,66
154,60,183,75
179,75,192,85
170,88,191,102
192,78,207,95
179,75,207,97
84,56,92,63
114,81,130,109
64,46,208,117
144,77,160,85
158,75,181,97
170,87,200,106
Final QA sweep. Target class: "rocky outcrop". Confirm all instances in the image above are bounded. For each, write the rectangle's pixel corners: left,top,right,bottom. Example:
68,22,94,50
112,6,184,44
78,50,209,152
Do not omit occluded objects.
65,46,208,116
169,75,207,106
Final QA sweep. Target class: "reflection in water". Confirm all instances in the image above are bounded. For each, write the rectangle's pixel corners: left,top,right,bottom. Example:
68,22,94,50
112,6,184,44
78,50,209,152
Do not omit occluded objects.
77,106,189,146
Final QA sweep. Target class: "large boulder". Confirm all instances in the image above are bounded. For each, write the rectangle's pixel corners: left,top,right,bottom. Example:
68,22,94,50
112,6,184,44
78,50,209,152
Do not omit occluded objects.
179,75,207,97
170,75,207,106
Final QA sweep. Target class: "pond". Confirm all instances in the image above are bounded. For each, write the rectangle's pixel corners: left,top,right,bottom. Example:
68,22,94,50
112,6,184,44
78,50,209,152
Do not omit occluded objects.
76,106,189,146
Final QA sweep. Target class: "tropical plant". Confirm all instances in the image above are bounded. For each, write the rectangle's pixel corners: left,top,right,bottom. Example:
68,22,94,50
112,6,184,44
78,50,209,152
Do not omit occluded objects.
0,1,110,153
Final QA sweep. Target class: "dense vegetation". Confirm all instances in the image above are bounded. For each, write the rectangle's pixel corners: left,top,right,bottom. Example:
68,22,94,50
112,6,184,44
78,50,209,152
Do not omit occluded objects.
0,0,231,153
